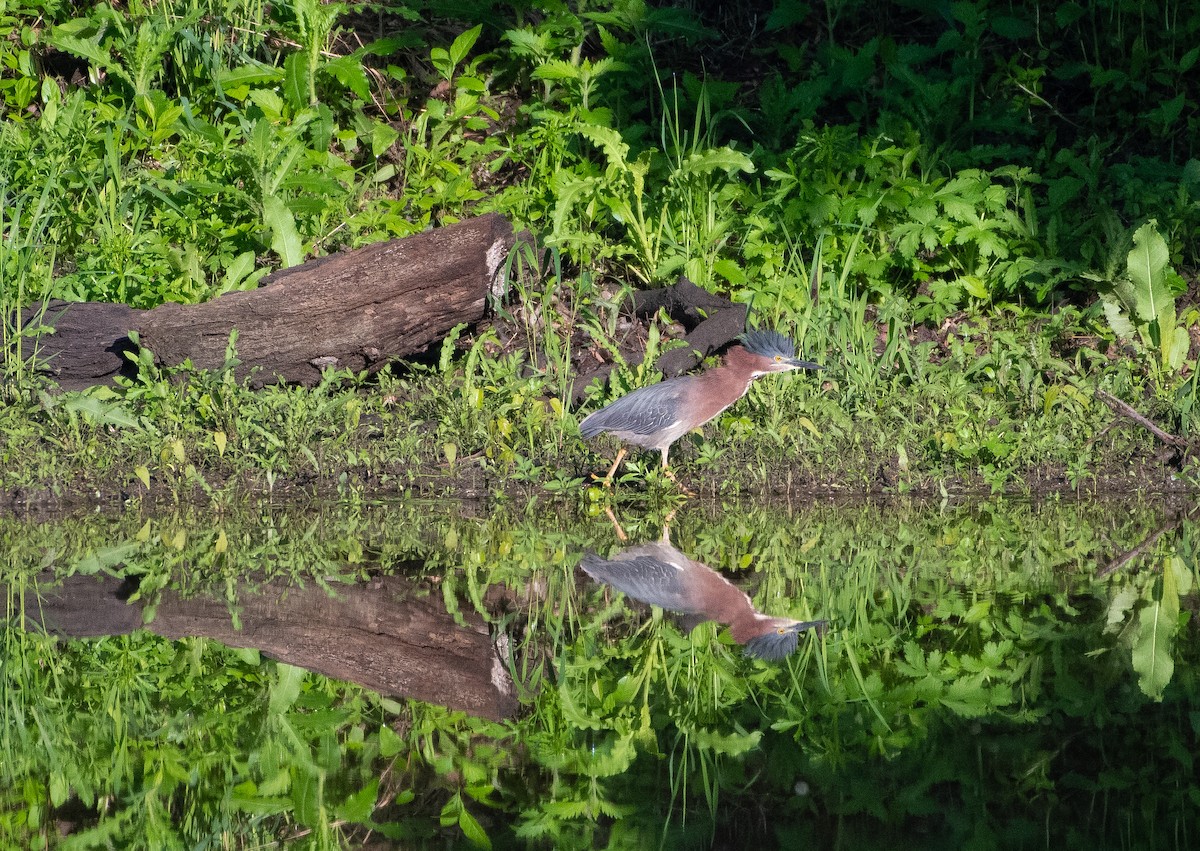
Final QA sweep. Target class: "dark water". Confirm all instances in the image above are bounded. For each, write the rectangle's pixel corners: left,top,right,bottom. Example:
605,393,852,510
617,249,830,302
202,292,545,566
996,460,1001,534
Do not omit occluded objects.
2,498,1196,849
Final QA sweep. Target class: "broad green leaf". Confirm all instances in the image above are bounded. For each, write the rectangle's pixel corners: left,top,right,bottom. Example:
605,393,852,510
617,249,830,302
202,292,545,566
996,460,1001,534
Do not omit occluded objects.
290,767,322,827
677,147,755,178
1132,559,1179,700
324,53,372,101
47,29,110,68
63,395,139,429
459,805,492,848
269,663,306,714
575,124,629,168
379,724,403,757
1104,585,1138,633
217,61,284,99
263,195,303,268
1120,220,1171,325
1100,298,1137,339
73,542,140,575
713,257,747,284
449,24,483,68
283,50,311,109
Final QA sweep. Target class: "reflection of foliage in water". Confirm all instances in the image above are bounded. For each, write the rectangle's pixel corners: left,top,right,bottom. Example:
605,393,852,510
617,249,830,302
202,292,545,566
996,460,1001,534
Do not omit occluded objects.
1,499,1197,848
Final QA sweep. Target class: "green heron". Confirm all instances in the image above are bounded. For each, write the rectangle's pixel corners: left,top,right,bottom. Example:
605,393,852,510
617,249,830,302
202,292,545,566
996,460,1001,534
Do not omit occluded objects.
579,528,826,661
579,330,821,487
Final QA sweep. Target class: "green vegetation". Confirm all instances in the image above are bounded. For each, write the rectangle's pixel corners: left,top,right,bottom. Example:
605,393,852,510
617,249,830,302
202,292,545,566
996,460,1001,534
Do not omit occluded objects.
0,0,1197,499
2,498,1198,847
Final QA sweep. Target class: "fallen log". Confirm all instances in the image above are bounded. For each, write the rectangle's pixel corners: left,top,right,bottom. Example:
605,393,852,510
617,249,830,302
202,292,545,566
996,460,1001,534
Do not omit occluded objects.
20,214,523,389
15,570,520,721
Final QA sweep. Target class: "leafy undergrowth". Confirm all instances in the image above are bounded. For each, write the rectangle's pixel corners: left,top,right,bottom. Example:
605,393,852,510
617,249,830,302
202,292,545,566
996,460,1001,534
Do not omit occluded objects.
0,301,1195,513
2,0,1200,507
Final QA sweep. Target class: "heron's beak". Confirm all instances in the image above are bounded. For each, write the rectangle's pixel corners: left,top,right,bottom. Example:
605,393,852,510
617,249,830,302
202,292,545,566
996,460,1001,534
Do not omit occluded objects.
786,358,823,371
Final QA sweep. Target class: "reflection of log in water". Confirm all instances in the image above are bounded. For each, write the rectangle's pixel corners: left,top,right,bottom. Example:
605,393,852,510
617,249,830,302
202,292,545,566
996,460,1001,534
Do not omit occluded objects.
16,572,518,721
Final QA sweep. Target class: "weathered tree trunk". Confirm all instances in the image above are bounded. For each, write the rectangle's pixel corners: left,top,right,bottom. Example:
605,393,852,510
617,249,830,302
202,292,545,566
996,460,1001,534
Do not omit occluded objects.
137,213,520,386
18,300,145,390
19,215,521,389
16,570,520,721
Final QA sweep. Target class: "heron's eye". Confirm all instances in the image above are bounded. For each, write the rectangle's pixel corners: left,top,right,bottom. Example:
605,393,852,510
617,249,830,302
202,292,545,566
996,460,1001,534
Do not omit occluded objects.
777,627,786,634
774,355,782,362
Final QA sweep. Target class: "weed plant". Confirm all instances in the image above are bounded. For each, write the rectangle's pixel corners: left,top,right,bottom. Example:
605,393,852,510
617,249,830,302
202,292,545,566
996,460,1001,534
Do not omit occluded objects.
4,498,1197,846
0,0,1198,499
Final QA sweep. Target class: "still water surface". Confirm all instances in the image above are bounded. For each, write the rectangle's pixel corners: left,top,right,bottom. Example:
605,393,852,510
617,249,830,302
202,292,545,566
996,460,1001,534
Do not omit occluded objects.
2,497,1196,849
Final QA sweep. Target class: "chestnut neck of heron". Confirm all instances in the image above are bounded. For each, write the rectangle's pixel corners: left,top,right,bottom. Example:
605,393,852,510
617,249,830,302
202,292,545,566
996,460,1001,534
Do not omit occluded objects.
693,346,762,398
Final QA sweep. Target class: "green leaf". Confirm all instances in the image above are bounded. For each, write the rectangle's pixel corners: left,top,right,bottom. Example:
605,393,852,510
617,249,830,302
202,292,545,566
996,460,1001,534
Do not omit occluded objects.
677,147,755,178
325,53,373,101
575,124,629,169
713,257,747,284
531,60,581,81
1132,559,1180,700
263,195,303,268
459,805,492,848
379,724,402,757
269,663,306,714
74,542,141,575
283,51,311,110
63,395,140,429
1121,221,1171,326
47,26,110,68
692,726,762,757
335,779,378,823
290,767,322,827
449,24,483,69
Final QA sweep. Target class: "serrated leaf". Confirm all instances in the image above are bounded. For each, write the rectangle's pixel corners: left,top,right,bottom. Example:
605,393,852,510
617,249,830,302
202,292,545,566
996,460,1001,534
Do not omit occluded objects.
1105,585,1138,633
1122,221,1171,325
336,780,378,823
575,124,629,168
63,395,139,429
692,727,762,757
283,50,310,109
269,663,306,714
291,767,321,827
1100,298,1137,339
325,53,372,101
1132,562,1179,700
264,195,303,268
678,146,755,178
531,59,581,81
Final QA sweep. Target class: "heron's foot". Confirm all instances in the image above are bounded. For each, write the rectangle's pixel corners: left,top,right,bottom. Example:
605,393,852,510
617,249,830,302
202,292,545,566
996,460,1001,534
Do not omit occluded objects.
604,505,629,541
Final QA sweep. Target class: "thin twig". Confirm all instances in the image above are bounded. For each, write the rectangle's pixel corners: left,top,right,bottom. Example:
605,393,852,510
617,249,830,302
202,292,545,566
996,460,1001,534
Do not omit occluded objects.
1095,516,1181,579
1095,389,1187,447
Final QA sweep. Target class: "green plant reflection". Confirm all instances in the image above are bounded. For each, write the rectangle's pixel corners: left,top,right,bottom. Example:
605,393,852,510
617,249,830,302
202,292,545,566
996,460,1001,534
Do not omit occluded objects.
2,498,1197,848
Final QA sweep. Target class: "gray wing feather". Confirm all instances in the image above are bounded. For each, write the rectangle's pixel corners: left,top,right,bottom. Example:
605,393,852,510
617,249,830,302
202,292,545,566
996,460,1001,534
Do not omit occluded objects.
579,553,699,612
579,378,691,438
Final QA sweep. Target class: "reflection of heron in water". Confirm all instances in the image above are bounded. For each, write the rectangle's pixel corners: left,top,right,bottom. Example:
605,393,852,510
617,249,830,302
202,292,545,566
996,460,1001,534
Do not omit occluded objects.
579,519,826,661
